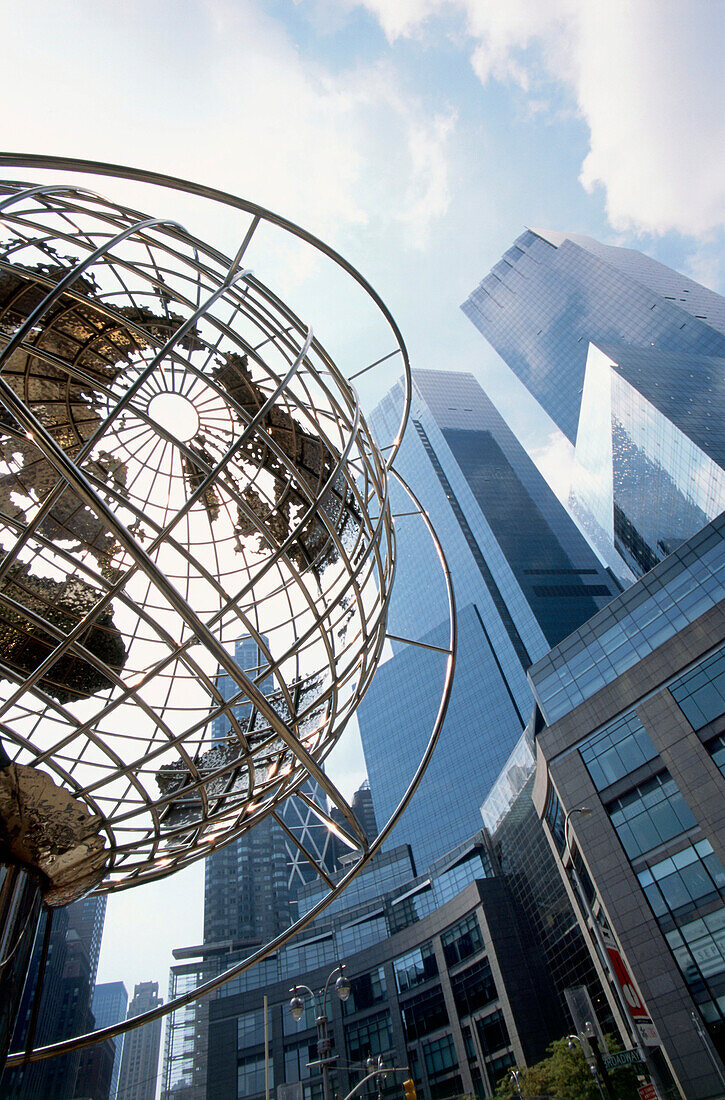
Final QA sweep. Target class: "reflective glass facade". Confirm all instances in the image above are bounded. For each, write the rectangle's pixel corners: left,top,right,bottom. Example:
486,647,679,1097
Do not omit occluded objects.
463,230,725,581
462,229,725,447
92,982,128,1100
358,370,618,869
529,512,725,724
572,343,725,579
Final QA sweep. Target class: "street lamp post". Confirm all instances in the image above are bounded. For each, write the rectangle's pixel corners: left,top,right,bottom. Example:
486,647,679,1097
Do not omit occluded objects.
562,807,666,1099
568,1033,608,1100
289,964,351,1100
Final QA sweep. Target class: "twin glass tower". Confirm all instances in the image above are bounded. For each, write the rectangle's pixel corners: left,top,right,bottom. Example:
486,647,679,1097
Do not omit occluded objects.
358,229,725,874
462,229,725,583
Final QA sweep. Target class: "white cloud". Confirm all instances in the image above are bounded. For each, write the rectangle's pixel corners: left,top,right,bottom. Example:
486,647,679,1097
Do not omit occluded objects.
0,0,454,249
575,1,725,236
352,0,444,41
351,0,725,237
685,246,723,295
395,108,457,248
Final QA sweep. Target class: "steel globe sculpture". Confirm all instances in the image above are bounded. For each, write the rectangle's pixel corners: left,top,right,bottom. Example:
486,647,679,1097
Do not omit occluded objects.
0,156,454,1068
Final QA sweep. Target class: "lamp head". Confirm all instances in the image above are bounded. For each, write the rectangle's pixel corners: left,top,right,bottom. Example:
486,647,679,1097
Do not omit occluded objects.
335,973,351,1002
289,993,305,1022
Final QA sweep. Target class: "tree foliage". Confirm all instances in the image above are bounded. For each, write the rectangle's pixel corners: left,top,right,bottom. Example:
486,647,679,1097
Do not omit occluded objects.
493,1037,640,1100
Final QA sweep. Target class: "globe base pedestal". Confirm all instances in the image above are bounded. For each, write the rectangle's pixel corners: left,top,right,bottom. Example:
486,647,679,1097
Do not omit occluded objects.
0,865,43,1070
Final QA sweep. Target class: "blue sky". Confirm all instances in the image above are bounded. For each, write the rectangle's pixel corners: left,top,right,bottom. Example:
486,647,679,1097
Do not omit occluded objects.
2,0,724,1049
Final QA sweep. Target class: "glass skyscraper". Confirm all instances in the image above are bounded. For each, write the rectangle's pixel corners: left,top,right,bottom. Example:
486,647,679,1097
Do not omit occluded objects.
92,981,128,1100
204,636,337,946
356,369,619,870
462,229,725,581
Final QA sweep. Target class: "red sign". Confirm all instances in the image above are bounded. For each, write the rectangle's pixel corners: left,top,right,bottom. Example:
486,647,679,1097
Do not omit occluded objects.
638,1083,658,1100
607,946,648,1019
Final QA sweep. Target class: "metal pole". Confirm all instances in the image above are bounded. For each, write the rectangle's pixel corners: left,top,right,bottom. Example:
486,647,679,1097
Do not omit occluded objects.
563,811,667,1100
0,865,44,1069
568,1035,608,1100
318,1009,330,1100
264,994,270,1100
690,1010,725,1091
341,1067,409,1100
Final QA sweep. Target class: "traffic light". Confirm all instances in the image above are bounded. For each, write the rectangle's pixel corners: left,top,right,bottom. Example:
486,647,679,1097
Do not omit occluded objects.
403,1078,417,1100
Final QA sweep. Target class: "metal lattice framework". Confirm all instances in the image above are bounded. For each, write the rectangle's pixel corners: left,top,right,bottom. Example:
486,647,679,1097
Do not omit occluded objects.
0,156,455,1066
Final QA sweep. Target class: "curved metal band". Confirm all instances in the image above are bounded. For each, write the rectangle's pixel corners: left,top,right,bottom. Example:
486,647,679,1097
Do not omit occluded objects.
0,153,411,466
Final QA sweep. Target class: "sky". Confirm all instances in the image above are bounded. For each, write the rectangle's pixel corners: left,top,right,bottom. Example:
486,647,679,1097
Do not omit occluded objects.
2,0,724,1063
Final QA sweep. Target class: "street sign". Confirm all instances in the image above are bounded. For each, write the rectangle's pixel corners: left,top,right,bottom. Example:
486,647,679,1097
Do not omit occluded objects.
603,941,661,1046
603,1049,643,1070
637,1083,659,1100
635,1018,661,1047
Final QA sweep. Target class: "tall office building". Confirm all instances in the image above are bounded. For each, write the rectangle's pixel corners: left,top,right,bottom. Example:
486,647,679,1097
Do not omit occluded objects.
92,982,129,1100
357,370,619,870
117,982,163,1100
67,894,107,1000
204,635,338,944
462,229,725,581
1,895,107,1099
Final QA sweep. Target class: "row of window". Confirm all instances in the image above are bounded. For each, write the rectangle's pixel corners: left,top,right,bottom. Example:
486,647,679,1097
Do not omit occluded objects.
572,652,725,1040
237,936,500,1096
608,771,697,860
637,840,725,921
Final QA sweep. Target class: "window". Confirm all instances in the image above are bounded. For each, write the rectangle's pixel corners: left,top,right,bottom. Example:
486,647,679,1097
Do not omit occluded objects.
666,908,725,1023
451,958,497,1016
284,1039,318,1083
608,772,697,858
638,840,725,919
345,1012,392,1062
543,785,567,854
337,913,388,956
441,913,483,967
400,987,449,1041
423,1034,458,1076
238,1008,268,1051
433,850,492,906
342,967,387,1016
476,1009,509,1055
670,646,725,729
393,943,438,993
579,711,658,790
429,1077,463,1100
281,935,335,978
709,733,725,779
389,885,437,934
238,1054,273,1098
487,1051,515,1081
283,996,318,1035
